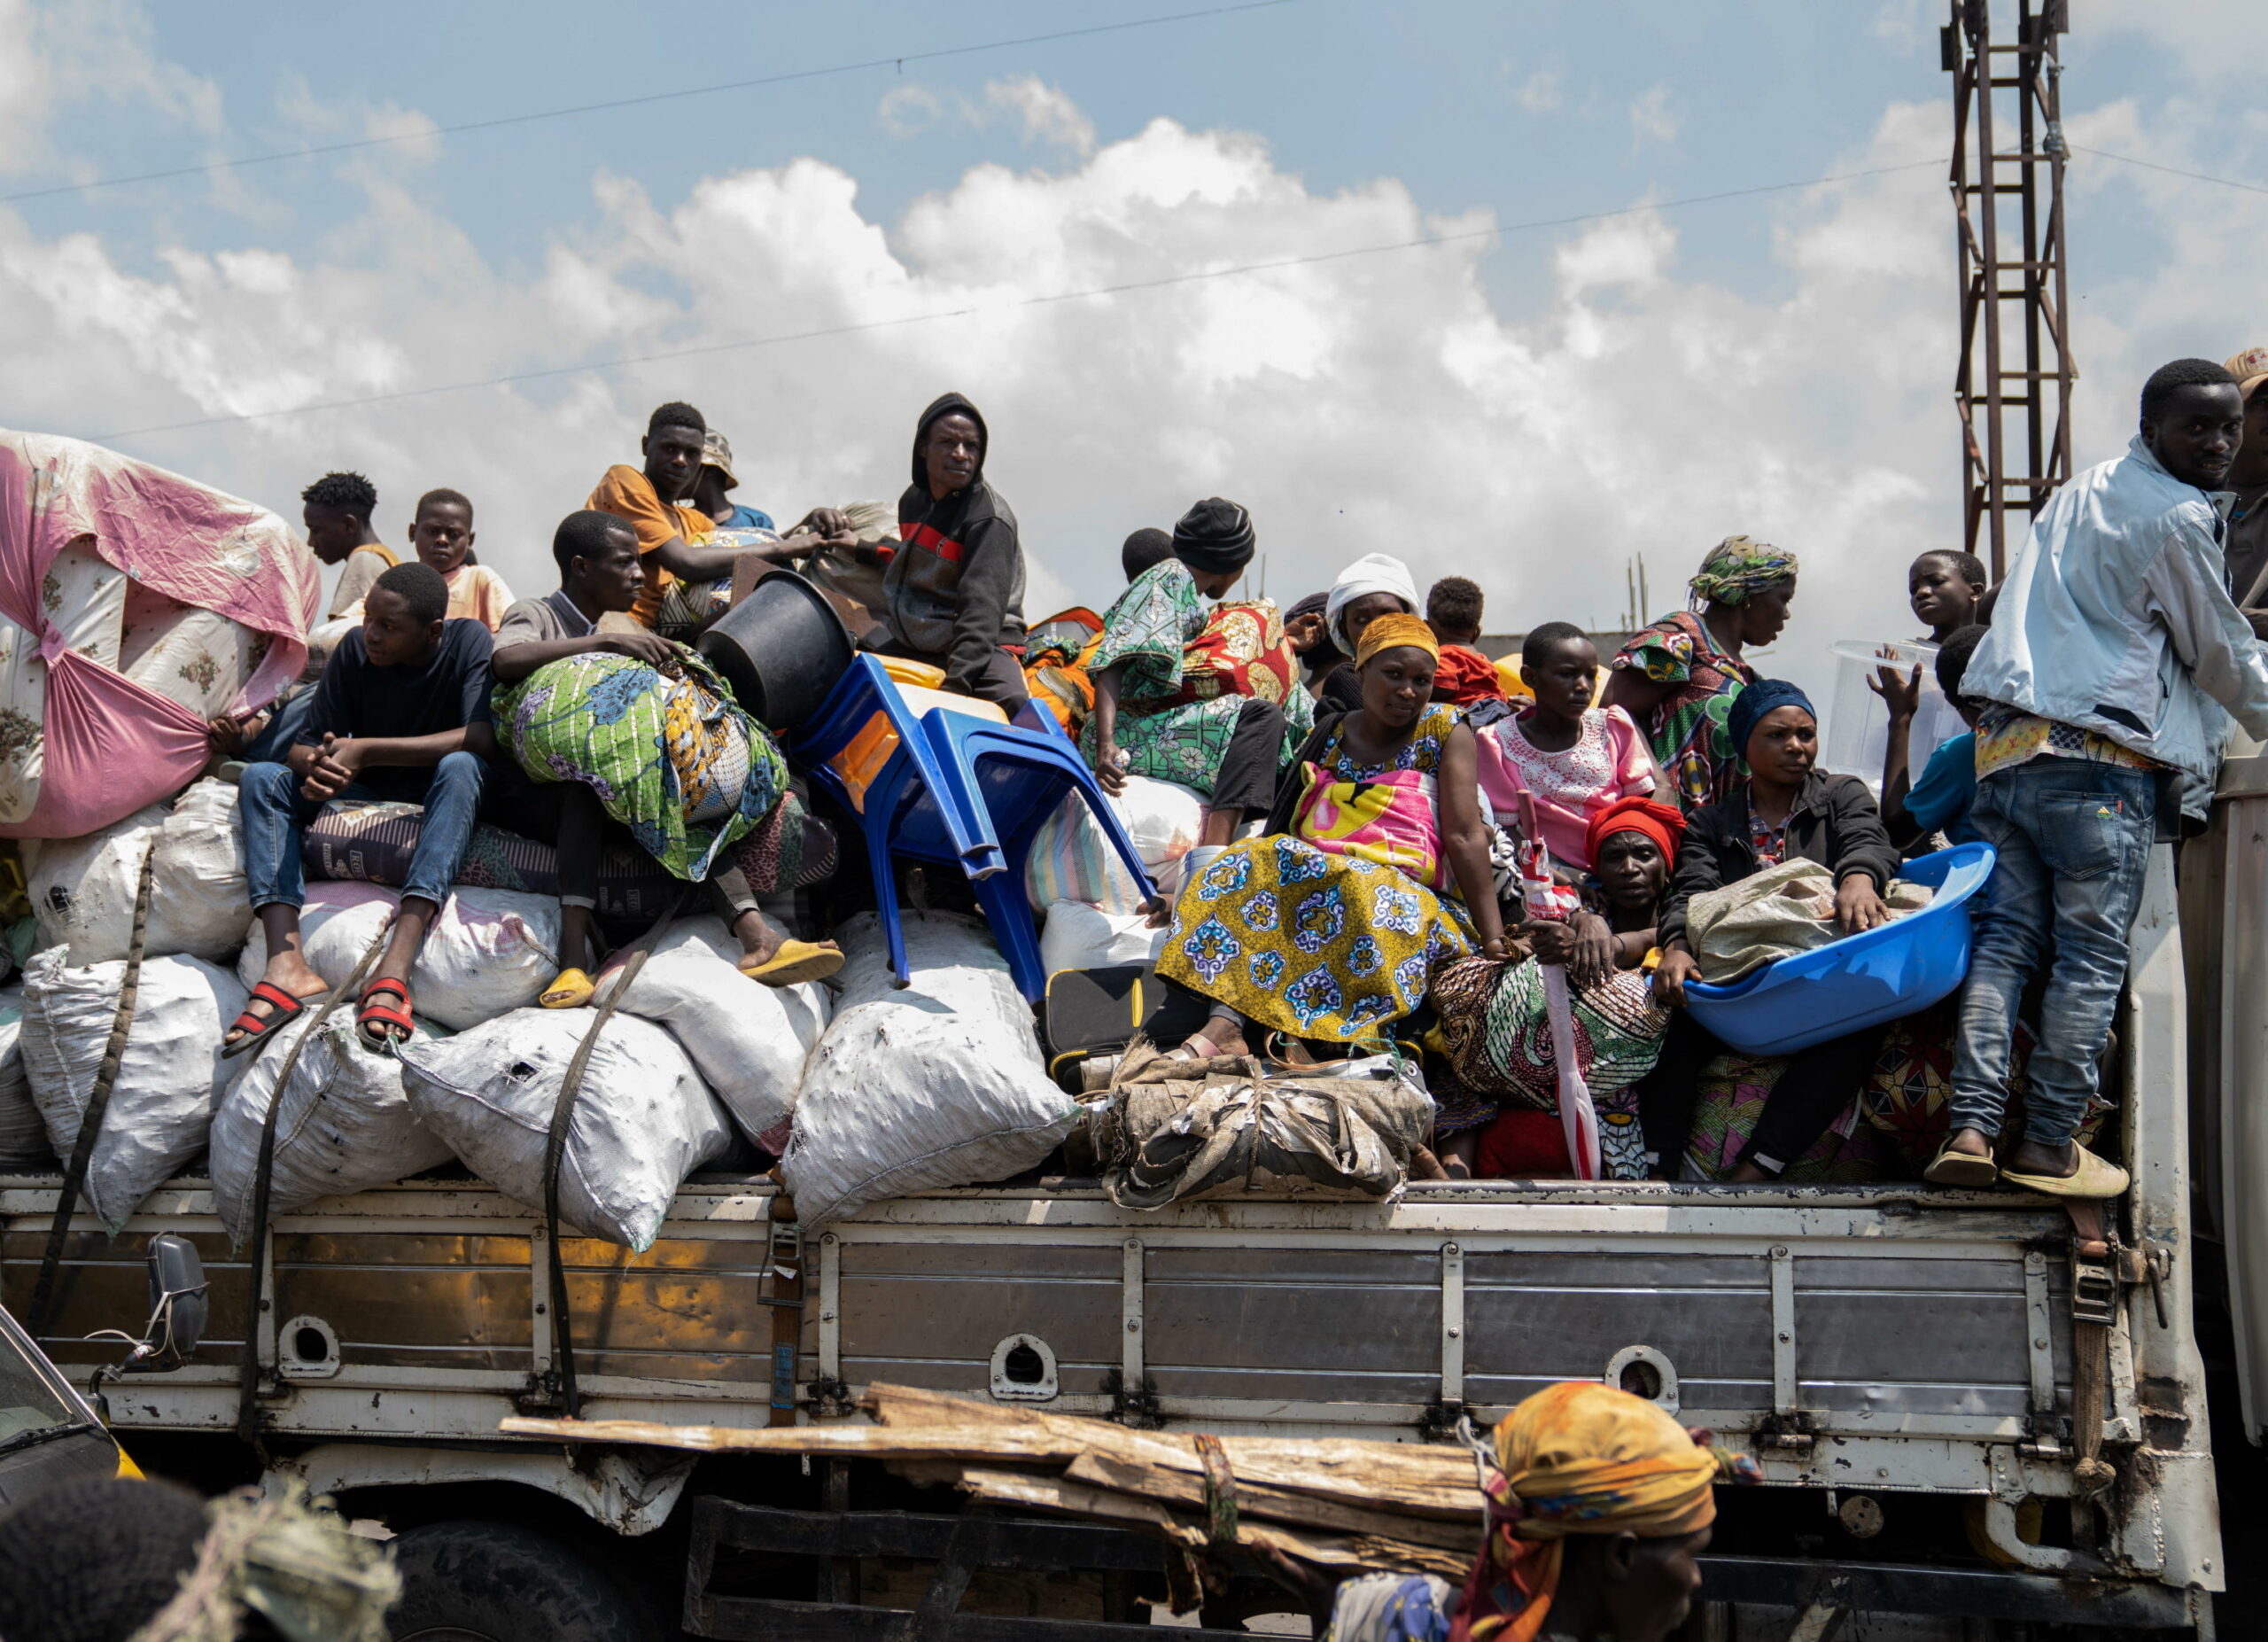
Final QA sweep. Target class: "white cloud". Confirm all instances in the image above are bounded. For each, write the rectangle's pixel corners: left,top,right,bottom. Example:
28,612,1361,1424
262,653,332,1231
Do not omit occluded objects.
985,76,1097,158
1628,83,1679,149
875,75,1094,158
1512,67,1562,113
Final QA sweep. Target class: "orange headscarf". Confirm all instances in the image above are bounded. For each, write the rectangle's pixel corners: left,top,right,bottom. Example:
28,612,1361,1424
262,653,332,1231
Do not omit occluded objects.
1450,1382,1726,1642
1355,611,1441,669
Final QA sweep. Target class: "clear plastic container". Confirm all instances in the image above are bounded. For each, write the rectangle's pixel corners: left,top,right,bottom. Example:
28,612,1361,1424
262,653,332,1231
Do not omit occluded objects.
1819,638,1969,790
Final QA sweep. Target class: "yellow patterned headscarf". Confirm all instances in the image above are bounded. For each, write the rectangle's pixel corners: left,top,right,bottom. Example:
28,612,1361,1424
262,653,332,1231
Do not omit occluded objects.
1355,612,1441,669
1450,1382,1732,1642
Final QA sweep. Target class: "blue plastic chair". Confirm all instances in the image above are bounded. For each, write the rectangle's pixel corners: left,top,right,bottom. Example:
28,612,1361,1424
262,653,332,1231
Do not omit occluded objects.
1682,842,1998,1056
788,656,1156,1000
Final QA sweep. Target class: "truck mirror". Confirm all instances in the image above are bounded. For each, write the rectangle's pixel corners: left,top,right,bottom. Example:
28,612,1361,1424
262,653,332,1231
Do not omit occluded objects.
136,1233,208,1367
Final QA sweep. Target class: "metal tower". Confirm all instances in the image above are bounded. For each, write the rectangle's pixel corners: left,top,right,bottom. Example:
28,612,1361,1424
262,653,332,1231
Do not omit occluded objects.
1945,0,2075,579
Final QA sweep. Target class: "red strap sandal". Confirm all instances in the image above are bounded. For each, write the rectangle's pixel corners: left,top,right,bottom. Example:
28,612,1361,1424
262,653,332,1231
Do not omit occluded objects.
221,982,314,1060
356,977,416,1050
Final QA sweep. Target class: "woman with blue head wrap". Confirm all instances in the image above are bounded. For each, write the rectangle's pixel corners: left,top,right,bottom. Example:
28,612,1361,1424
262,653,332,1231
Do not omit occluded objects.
1628,677,1904,1184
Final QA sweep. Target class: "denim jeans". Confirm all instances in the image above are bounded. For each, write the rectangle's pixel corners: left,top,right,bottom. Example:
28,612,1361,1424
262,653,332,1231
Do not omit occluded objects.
237,686,317,767
1951,756,2156,1146
239,751,487,912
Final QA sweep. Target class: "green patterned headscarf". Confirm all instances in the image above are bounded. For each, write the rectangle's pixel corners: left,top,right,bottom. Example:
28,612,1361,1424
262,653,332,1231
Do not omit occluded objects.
1687,534,1798,609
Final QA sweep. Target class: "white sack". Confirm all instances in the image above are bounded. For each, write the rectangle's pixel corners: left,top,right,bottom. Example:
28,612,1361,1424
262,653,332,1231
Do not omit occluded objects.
1037,899,1165,977
781,913,1081,1226
592,918,829,1150
21,949,247,1229
209,1009,454,1241
25,781,256,964
238,883,560,1030
0,986,46,1170
400,1008,729,1251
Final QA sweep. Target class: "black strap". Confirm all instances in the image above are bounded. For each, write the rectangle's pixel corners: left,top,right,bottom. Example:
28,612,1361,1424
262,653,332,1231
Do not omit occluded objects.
236,929,390,1452
27,844,158,1341
545,885,694,1418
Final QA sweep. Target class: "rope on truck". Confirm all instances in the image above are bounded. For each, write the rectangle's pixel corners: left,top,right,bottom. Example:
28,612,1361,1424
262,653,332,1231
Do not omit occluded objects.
542,884,694,1420
27,842,158,1341
236,925,391,1453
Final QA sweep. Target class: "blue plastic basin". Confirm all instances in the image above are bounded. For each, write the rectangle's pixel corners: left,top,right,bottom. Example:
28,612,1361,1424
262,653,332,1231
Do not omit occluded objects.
1680,842,1997,1056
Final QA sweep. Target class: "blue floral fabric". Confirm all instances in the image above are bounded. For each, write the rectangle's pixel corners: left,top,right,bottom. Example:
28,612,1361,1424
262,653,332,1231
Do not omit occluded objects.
1157,704,1473,1044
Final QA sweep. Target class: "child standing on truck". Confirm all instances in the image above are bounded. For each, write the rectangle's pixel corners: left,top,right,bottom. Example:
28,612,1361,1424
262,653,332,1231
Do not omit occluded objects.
1931,359,2268,1196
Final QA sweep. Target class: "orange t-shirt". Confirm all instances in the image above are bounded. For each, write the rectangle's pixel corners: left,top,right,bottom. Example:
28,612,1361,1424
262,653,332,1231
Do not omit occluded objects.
443,564,516,632
586,464,713,630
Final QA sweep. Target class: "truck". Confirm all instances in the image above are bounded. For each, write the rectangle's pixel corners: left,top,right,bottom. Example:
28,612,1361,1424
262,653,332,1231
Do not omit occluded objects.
7,745,2268,1641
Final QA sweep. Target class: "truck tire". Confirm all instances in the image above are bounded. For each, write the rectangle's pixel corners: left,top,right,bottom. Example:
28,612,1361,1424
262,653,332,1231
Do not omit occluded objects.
387,1520,644,1642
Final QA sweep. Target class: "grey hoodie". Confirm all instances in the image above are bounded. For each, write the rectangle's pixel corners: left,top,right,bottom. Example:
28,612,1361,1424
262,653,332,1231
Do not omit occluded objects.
887,392,1028,695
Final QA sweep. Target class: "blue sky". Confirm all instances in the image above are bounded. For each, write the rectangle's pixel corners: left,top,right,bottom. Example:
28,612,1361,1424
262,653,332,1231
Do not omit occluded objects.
1,0,2262,714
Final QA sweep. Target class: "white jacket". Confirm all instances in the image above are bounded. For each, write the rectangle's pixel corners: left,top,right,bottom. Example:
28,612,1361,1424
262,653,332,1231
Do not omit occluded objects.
1964,436,2268,782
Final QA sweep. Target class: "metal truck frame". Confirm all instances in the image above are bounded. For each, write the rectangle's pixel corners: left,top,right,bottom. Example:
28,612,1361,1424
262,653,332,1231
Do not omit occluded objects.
1,818,2241,1636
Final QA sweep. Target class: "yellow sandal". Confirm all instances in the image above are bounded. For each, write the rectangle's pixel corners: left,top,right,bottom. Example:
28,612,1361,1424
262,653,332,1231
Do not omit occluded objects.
2000,1142,2131,1200
739,940,844,987
540,968,596,1009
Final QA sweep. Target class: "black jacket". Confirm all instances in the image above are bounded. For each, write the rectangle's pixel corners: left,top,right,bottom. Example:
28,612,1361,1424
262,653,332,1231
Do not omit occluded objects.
1658,771,1899,951
889,392,1028,696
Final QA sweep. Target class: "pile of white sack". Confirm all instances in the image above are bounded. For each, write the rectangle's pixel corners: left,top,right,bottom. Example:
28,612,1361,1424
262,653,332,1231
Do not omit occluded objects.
9,774,1128,1239
4,788,842,1243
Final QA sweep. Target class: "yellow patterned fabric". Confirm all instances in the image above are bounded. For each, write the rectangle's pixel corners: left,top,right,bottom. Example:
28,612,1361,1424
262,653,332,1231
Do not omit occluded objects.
1973,704,2160,782
1452,1382,1720,1642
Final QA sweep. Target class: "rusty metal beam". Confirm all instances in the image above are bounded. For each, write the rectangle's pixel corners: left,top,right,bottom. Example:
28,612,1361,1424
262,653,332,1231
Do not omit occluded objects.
1945,0,2076,579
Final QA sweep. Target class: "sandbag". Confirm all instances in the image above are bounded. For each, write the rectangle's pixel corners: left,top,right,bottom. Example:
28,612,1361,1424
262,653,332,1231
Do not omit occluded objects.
1087,1041,1434,1209
400,1008,729,1250
0,985,46,1170
1022,776,1205,913
20,948,247,1230
1037,899,1165,977
592,918,830,1150
237,883,560,1030
24,781,255,964
1687,859,1934,984
208,1009,454,1241
781,913,1081,1226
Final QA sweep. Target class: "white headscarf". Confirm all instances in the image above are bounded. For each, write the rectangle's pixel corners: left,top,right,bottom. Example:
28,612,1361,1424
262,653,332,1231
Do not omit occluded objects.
1324,553,1421,654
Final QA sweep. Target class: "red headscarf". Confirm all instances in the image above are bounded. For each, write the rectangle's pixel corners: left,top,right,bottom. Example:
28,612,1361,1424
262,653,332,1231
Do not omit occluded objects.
1584,796,1685,869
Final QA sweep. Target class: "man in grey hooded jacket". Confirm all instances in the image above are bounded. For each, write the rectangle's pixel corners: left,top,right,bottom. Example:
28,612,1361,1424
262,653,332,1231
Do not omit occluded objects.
1931,357,2268,1197
882,392,1029,709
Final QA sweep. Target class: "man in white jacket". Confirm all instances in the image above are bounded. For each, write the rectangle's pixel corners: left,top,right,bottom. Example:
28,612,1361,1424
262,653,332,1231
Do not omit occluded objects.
1930,358,2268,1197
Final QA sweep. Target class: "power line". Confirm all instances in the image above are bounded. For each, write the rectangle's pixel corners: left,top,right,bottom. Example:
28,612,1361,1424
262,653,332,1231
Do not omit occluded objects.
91,156,1944,444
0,0,1299,206
2071,144,2268,198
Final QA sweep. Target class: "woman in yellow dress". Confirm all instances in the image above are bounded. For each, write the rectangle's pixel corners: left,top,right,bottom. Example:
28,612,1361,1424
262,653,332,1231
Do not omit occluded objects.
1157,613,1510,1058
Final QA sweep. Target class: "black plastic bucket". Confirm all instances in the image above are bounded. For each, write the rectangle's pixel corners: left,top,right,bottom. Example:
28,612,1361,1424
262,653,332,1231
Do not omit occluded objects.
696,568,855,731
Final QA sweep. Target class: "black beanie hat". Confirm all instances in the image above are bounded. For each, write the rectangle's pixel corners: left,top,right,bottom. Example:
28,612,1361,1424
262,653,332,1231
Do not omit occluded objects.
1171,497,1256,576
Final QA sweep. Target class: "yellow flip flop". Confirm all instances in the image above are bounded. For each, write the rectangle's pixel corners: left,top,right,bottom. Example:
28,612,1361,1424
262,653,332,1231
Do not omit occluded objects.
740,940,844,987
2000,1142,2130,1200
540,968,596,1009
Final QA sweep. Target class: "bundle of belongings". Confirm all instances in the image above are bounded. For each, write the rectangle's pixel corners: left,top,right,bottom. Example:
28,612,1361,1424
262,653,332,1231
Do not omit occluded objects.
1087,1039,1436,1209
1684,857,1936,984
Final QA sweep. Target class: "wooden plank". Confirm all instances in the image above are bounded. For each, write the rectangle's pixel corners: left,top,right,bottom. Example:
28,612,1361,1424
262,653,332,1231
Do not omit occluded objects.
1060,1450,1475,1553
915,1463,1470,1582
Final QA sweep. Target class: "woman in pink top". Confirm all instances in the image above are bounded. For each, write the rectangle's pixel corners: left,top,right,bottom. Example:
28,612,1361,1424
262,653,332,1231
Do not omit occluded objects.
1479,622,1665,874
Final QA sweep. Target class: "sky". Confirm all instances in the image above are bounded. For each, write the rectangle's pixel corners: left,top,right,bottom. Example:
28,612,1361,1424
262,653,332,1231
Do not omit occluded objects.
2,0,2264,733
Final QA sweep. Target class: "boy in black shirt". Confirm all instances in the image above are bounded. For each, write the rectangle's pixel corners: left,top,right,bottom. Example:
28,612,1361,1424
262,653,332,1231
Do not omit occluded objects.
228,562,493,1052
